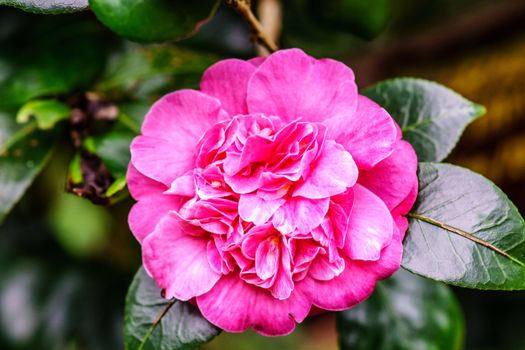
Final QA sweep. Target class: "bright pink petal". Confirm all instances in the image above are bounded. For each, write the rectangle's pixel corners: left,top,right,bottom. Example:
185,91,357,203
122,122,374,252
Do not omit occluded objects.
247,48,357,123
141,89,228,140
293,140,358,199
255,238,279,280
126,164,166,200
365,223,404,280
359,140,418,210
343,184,393,261
248,56,266,66
330,95,398,169
128,194,184,243
308,254,345,281
197,274,311,336
130,135,196,186
143,214,221,301
272,197,330,234
200,59,256,115
298,260,377,311
165,172,195,197
239,194,285,225
132,90,228,184
329,188,355,249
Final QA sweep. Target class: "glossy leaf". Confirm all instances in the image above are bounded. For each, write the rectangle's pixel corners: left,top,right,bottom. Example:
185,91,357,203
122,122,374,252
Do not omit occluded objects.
363,78,485,162
0,10,112,108
92,131,134,178
0,210,127,349
0,113,54,224
403,162,525,289
96,43,219,100
337,269,464,350
125,267,220,350
16,99,70,130
0,0,87,13
307,0,391,39
89,0,218,43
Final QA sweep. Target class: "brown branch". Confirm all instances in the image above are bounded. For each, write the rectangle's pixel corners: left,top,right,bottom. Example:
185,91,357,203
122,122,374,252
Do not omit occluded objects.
225,0,278,54
256,0,282,56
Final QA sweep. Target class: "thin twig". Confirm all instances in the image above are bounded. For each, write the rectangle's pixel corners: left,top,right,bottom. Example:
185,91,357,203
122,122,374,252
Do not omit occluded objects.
256,0,282,56
225,0,278,53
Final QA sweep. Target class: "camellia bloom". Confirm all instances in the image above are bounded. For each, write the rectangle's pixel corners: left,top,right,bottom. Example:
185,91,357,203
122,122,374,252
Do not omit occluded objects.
128,49,418,336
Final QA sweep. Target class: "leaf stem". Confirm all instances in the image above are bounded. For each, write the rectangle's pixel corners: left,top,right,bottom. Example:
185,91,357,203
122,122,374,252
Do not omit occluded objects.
408,212,525,267
225,0,278,53
137,299,177,350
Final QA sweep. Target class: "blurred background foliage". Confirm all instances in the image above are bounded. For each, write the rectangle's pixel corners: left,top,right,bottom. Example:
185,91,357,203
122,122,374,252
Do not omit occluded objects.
0,0,525,349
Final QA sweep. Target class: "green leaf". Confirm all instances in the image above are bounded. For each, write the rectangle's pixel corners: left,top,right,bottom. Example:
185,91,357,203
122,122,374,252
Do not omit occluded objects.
97,43,219,100
363,78,485,162
0,0,88,13
16,99,70,130
89,0,218,43
125,267,220,350
0,10,112,108
337,269,464,350
0,113,54,224
92,131,134,178
403,162,525,290
49,192,111,257
307,0,391,40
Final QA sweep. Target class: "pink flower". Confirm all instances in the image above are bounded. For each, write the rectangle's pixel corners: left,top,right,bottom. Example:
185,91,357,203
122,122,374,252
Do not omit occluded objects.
128,49,418,336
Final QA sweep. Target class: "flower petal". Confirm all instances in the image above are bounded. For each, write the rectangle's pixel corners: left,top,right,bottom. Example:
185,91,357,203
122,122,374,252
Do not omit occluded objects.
329,95,398,169
197,273,311,336
126,164,166,200
359,140,418,210
239,194,285,225
128,194,184,243
272,197,330,234
247,48,357,123
142,214,221,301
293,140,358,199
132,90,228,184
343,184,393,261
298,259,377,311
200,59,256,115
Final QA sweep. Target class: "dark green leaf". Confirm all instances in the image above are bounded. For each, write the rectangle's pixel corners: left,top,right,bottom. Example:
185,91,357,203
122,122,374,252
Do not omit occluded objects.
337,269,464,350
307,0,391,39
16,99,70,130
92,131,134,178
125,267,220,350
363,78,485,162
0,210,127,349
0,0,88,13
97,43,219,100
0,113,54,224
403,162,525,289
89,0,218,43
0,10,112,108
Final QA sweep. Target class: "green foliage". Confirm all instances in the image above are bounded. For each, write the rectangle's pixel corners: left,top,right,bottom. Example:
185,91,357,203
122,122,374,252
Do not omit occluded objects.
0,112,55,224
89,0,219,43
364,78,485,162
307,0,391,39
0,211,127,349
125,267,220,350
0,0,87,13
0,10,112,108
16,99,70,130
49,193,112,257
97,43,220,100
337,269,464,350
403,162,525,289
